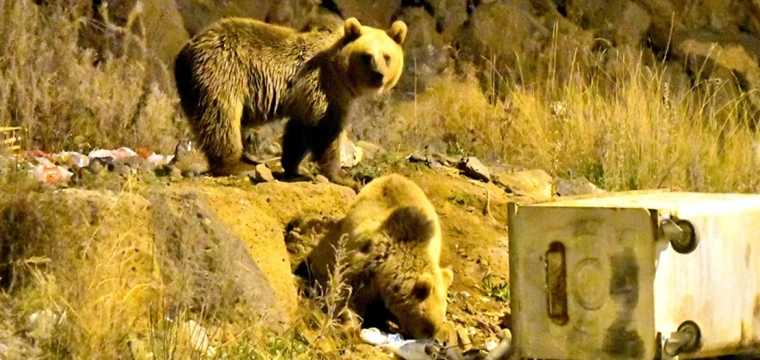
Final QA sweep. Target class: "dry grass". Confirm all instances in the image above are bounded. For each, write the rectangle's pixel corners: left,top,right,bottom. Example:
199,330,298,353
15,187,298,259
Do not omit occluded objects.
0,169,362,359
0,0,182,154
355,43,760,193
2,0,760,359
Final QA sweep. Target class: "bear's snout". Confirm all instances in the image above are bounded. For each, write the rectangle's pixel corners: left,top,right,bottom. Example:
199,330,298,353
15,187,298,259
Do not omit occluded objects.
361,53,385,87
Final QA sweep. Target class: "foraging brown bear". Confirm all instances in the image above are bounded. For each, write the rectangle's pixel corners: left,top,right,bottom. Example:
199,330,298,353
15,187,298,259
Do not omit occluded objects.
173,17,407,191
301,174,454,339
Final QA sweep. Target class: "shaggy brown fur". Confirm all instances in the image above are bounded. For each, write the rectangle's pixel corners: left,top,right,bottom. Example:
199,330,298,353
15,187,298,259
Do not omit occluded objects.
174,17,407,191
300,174,454,339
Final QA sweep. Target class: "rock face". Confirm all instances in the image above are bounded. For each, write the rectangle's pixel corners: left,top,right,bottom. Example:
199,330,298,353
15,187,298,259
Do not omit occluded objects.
63,0,760,119
174,0,273,36
332,0,401,27
150,190,289,330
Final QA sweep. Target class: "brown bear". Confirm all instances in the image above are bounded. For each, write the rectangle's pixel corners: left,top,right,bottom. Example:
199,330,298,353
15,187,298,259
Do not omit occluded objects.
173,17,407,191
300,174,454,339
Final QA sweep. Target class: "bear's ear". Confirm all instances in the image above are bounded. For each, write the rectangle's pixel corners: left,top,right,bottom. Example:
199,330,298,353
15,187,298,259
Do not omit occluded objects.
441,267,454,288
344,17,363,40
412,273,433,300
387,21,407,45
382,206,435,243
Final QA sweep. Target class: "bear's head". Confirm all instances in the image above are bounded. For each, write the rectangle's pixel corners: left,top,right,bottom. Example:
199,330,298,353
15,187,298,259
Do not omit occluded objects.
337,17,407,96
377,206,455,339
393,266,455,340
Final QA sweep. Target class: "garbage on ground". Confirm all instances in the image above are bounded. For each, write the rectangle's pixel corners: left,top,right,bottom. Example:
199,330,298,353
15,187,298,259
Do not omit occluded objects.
360,327,512,360
4,140,359,184
51,151,90,168
361,327,438,360
88,147,138,160
8,146,178,184
26,309,67,342
178,319,217,358
147,153,173,168
32,163,73,183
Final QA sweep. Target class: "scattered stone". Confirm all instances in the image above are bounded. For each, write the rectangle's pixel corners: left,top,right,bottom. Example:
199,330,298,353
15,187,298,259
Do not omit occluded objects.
356,141,385,161
457,157,491,183
254,164,274,182
436,322,459,348
428,152,460,167
495,169,554,201
86,157,109,174
484,338,499,352
169,140,209,177
457,326,473,350
315,174,329,184
339,132,363,168
408,151,427,163
112,155,151,173
331,0,401,28
555,177,605,197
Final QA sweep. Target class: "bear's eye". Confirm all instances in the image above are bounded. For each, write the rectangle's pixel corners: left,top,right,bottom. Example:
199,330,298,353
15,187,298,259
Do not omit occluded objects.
383,54,391,64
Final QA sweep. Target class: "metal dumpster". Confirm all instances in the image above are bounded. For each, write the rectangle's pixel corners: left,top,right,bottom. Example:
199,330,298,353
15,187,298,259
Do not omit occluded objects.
507,191,760,359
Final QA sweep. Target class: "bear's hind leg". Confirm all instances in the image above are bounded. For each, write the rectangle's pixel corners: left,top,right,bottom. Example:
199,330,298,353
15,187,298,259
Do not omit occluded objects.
310,127,360,192
196,99,257,176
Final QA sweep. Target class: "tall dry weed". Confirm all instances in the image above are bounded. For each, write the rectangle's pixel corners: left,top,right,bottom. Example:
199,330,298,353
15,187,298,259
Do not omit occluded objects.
356,35,760,193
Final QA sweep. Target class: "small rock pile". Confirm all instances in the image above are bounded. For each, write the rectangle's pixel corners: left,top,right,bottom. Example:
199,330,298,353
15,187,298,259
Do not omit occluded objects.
406,147,605,200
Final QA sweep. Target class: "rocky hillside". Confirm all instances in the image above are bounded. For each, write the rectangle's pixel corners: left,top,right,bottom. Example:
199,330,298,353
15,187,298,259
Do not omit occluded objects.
0,148,543,359
1,0,760,358
72,0,760,112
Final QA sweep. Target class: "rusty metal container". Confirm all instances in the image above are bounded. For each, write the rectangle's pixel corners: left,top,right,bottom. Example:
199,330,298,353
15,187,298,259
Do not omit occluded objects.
507,191,760,359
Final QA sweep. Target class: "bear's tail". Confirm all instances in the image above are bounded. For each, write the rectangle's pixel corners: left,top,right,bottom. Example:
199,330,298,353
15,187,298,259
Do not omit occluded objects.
382,206,436,244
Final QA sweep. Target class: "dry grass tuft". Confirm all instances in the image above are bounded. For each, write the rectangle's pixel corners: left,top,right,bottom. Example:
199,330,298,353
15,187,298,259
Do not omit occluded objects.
354,44,760,193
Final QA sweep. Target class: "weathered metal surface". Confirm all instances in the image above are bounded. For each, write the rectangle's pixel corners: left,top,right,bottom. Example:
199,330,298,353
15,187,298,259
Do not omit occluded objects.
508,203,657,360
0,126,22,152
509,192,760,359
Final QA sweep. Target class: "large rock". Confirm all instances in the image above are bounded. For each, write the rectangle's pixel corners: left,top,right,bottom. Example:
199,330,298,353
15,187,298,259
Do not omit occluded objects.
430,0,468,43
78,0,190,90
82,0,185,61
175,0,273,36
393,7,451,98
454,2,550,86
608,1,652,46
266,0,328,31
150,190,290,330
332,0,401,28
495,169,554,202
671,32,760,117
301,6,344,32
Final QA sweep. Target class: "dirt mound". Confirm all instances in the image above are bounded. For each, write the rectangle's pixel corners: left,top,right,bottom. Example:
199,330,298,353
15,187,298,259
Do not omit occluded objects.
0,157,514,357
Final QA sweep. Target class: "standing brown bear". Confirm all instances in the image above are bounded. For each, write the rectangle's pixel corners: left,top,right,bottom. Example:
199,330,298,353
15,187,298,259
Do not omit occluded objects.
174,17,407,191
